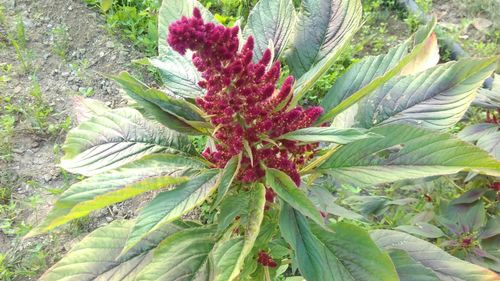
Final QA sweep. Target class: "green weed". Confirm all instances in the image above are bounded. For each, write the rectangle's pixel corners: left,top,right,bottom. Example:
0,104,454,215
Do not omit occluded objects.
51,25,70,59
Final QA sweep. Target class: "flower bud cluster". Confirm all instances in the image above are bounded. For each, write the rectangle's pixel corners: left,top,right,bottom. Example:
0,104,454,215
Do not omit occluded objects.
257,250,277,268
168,8,323,185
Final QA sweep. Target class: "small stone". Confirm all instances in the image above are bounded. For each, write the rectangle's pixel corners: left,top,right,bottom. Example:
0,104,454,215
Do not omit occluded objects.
43,174,52,182
99,51,105,57
105,216,113,223
12,148,23,154
68,6,73,11
61,72,69,77
105,41,114,48
14,86,22,94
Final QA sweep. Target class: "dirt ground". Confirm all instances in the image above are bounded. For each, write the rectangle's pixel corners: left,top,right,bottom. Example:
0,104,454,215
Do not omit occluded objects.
0,0,151,275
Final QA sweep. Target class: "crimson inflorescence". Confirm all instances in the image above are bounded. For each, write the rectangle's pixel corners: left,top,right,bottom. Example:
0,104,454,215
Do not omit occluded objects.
257,250,277,268
168,8,323,186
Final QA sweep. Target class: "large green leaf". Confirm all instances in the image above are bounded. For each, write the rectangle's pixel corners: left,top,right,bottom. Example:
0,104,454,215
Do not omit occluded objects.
319,20,437,123
135,226,218,281
213,154,241,208
28,154,203,236
147,52,204,98
371,230,498,281
212,184,266,280
317,124,500,186
265,168,323,226
388,250,440,281
39,220,188,281
287,0,363,103
351,58,497,130
61,107,194,176
158,0,214,56
279,204,398,281
243,0,296,61
125,170,220,251
111,72,207,135
280,127,380,144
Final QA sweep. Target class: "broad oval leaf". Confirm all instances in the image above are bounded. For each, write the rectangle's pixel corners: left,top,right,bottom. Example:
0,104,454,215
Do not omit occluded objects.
287,0,363,103
279,204,398,281
61,107,194,176
28,154,204,236
318,19,437,123
280,127,381,144
353,57,497,130
317,124,500,186
458,123,499,143
39,220,188,281
243,0,296,61
265,168,323,226
124,169,220,251
371,230,499,281
477,131,500,160
135,226,218,281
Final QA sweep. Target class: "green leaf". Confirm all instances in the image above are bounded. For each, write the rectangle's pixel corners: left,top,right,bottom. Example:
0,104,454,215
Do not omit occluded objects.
72,96,109,124
213,154,241,208
318,19,437,123
39,220,188,281
371,230,498,281
458,123,499,143
308,186,365,221
146,53,204,98
158,0,214,56
477,131,500,160
125,169,220,251
288,0,363,103
100,0,112,12
317,124,500,186
350,58,497,130
395,223,445,239
388,250,440,281
61,107,194,176
279,204,398,281
265,168,323,226
280,127,381,144
135,225,218,281
213,184,265,281
28,154,203,236
243,0,296,61
110,71,206,135
217,191,250,232
212,238,245,281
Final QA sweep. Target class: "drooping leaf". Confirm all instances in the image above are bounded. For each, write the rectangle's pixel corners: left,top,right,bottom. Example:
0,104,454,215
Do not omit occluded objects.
125,169,220,251
371,230,498,281
399,32,439,75
212,184,266,281
458,123,499,143
395,223,445,239
351,58,497,130
280,127,381,144
287,0,363,103
279,204,398,281
158,0,214,56
439,200,487,232
477,131,500,160
213,154,241,208
134,226,218,281
39,220,188,281
61,107,194,176
318,19,437,123
388,249,440,281
243,0,296,61
451,188,489,205
265,168,323,226
110,71,206,135
317,124,500,186
28,154,203,236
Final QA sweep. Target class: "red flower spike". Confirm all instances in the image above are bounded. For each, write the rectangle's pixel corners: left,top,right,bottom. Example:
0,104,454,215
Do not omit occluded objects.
168,9,323,185
257,251,278,268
